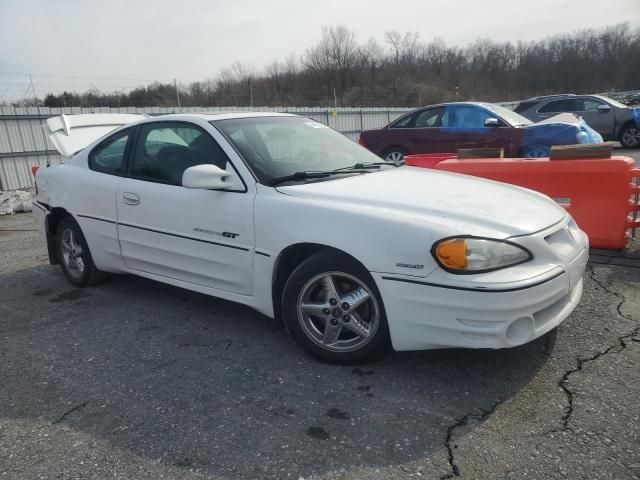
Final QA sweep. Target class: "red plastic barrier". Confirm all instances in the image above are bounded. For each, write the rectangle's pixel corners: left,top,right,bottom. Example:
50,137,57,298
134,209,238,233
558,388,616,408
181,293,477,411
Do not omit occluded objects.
405,153,456,169
427,156,639,250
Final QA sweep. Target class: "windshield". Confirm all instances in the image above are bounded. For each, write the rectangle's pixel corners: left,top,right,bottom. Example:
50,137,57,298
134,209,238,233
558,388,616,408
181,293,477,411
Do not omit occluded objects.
593,95,628,108
212,116,385,183
484,103,533,127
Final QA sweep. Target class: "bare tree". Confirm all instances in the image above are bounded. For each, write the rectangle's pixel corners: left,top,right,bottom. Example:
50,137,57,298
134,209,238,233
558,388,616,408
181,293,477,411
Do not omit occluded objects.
41,23,640,108
303,25,360,105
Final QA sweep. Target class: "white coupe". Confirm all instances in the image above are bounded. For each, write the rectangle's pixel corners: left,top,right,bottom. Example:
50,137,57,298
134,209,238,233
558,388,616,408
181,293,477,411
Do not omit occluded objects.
32,112,588,363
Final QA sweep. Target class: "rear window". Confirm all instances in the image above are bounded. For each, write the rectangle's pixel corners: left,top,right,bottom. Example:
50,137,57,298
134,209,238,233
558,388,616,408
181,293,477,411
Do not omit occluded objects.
538,99,577,113
514,101,538,113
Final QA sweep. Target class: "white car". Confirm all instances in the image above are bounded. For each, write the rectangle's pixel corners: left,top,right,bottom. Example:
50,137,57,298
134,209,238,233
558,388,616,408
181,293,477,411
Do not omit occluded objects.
32,112,589,363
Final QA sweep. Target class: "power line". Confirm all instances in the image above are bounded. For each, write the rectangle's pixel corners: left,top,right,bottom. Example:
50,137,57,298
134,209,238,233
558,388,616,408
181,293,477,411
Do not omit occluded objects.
0,72,163,82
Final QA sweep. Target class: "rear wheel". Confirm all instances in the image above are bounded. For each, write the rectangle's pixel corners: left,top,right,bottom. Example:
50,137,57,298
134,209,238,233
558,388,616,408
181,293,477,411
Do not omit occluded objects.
521,143,551,158
383,148,407,163
282,251,390,363
56,216,107,287
619,123,640,149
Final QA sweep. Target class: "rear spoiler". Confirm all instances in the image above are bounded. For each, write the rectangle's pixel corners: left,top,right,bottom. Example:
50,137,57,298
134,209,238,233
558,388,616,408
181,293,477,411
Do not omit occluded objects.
45,113,145,157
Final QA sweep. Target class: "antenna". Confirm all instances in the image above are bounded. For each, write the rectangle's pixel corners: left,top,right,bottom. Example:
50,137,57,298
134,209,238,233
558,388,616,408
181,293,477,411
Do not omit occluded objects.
174,78,181,108
29,74,51,167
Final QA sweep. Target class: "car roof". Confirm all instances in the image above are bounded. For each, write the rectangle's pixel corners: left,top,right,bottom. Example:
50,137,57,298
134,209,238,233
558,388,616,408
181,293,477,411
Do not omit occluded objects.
526,93,576,101
410,101,500,110
141,112,300,122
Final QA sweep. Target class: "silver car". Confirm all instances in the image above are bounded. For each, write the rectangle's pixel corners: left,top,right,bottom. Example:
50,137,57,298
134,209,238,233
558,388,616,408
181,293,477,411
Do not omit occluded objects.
515,94,640,148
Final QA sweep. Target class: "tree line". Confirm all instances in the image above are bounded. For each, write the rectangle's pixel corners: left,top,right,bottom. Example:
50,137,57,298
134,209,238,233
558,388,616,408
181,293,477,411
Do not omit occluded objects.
38,23,640,108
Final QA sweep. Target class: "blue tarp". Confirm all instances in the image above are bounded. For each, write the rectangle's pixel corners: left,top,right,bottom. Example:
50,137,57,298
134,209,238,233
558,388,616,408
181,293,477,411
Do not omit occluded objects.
521,113,603,157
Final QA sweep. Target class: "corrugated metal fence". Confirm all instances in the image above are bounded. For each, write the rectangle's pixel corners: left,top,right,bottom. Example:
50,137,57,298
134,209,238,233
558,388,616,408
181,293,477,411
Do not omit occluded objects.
0,105,414,191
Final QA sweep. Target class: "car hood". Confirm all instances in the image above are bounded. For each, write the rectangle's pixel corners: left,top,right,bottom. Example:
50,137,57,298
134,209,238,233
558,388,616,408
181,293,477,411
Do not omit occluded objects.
276,167,566,238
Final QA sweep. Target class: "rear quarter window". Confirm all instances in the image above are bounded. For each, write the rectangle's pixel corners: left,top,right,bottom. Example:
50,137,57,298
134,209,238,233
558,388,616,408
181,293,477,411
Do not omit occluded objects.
89,129,131,175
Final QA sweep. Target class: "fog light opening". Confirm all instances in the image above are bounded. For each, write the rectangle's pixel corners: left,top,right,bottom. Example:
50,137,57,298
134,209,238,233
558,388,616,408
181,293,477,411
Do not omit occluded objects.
506,317,534,345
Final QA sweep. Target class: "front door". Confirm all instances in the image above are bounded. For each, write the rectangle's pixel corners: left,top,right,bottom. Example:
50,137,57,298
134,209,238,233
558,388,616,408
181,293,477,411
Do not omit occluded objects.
574,97,615,138
116,121,255,295
444,104,512,153
406,106,454,153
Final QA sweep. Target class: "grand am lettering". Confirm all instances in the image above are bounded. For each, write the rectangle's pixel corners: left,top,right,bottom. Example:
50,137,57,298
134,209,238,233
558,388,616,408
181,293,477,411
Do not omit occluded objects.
193,227,239,239
396,262,424,270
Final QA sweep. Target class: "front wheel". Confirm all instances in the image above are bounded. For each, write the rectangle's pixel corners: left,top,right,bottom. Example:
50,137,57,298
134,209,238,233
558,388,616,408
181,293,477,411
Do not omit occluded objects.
383,148,407,163
56,216,107,287
282,251,390,363
619,123,640,149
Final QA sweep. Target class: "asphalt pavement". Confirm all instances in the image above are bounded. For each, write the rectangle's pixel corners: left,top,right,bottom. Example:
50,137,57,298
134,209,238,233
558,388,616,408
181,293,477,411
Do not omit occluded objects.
617,147,640,166
0,168,639,479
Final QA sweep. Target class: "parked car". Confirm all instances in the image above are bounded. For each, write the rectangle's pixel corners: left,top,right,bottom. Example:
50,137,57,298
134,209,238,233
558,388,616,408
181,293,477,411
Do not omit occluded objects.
33,113,588,363
515,94,640,148
358,102,602,161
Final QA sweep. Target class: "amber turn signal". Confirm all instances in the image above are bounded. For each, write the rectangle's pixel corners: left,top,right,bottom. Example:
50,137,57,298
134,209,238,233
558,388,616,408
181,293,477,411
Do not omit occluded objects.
435,238,468,270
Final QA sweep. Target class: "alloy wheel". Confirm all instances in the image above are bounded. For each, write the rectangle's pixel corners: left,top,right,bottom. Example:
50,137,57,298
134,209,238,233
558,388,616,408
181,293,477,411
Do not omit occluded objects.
384,150,405,163
622,127,640,148
61,227,85,279
296,271,380,353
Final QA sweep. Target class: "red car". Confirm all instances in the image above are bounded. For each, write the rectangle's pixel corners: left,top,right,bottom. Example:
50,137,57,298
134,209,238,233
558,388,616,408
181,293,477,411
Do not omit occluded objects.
358,102,531,161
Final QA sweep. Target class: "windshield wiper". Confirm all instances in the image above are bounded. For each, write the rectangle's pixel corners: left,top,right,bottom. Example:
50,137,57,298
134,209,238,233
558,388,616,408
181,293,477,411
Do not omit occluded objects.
269,167,375,186
332,161,403,172
269,171,333,186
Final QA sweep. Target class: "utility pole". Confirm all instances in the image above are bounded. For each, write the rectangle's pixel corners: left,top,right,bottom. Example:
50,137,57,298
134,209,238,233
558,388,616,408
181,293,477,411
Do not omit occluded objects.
29,73,51,166
174,78,181,108
249,78,253,108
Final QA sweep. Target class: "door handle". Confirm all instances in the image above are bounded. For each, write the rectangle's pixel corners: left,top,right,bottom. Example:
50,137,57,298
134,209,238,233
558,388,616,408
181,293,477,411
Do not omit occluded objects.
123,192,140,205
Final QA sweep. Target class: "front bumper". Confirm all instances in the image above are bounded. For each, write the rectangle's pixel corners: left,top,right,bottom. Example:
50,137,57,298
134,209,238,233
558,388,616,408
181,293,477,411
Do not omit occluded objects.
374,247,587,351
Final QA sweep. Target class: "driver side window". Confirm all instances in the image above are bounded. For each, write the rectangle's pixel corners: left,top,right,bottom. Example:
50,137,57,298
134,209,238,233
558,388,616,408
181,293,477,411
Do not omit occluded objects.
445,105,495,128
413,107,446,128
129,123,230,185
576,99,604,112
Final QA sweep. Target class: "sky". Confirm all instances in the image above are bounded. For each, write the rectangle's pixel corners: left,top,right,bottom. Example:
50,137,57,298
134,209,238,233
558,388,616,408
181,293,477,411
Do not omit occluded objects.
1,0,639,100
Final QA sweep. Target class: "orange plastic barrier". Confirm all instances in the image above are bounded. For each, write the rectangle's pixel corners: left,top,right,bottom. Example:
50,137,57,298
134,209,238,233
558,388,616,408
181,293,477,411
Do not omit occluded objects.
405,153,456,169
427,156,640,250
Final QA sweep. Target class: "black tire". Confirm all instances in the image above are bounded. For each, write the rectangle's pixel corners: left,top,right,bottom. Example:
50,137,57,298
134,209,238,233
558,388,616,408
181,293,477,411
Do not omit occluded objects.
282,250,390,364
382,147,407,163
55,216,108,287
521,143,551,158
619,123,640,149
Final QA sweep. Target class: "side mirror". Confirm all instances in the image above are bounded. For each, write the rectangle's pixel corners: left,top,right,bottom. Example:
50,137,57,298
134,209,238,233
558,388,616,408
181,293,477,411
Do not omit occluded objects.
597,104,612,112
182,164,230,190
484,117,500,128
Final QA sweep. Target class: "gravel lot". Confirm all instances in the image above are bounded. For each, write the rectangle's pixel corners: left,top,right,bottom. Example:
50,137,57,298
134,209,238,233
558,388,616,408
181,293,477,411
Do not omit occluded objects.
0,156,639,479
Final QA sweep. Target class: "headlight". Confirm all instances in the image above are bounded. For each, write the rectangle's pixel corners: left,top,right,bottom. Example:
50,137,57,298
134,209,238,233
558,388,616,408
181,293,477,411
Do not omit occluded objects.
431,236,532,274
